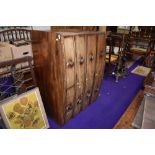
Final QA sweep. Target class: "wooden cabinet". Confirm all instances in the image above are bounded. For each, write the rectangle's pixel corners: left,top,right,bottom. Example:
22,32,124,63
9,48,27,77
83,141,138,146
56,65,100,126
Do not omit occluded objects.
31,31,106,125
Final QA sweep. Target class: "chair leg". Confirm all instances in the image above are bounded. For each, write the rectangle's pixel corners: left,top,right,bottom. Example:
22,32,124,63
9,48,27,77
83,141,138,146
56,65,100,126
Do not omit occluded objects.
115,76,119,83
106,63,111,77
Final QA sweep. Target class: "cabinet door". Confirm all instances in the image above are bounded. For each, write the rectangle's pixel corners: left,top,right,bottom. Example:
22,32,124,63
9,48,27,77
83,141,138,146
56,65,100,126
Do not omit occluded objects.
64,87,74,122
95,34,106,77
91,76,102,103
63,36,76,89
73,35,86,116
83,77,93,109
63,36,76,122
91,34,106,102
83,35,97,109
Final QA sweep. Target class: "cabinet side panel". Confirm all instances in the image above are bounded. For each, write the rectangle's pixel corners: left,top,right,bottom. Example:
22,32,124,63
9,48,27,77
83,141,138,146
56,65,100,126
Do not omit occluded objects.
48,33,65,124
31,30,51,111
31,31,65,125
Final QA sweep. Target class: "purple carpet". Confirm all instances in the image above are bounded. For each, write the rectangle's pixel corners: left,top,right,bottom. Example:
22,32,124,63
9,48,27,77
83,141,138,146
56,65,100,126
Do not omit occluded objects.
48,60,145,129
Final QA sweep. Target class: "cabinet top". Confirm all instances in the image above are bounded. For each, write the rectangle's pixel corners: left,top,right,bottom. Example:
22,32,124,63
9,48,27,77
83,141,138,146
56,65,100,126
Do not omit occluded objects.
32,30,106,37
55,31,106,37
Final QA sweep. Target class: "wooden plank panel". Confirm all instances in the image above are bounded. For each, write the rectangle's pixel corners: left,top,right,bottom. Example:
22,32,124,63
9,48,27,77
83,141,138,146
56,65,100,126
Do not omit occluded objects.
73,35,86,115
31,31,65,125
96,34,106,77
86,35,97,81
64,87,74,122
64,37,75,88
91,34,106,102
91,77,102,103
83,35,97,109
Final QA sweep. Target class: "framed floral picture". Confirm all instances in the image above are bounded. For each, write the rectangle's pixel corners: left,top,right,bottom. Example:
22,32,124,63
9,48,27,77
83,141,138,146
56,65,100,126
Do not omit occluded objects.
0,87,49,129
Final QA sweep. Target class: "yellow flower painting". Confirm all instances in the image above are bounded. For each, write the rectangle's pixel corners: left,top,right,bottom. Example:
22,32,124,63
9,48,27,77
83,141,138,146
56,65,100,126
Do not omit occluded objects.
131,66,151,77
1,88,49,129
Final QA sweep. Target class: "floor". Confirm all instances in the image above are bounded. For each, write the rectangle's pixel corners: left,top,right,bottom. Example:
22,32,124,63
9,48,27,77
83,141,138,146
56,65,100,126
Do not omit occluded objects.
48,58,145,129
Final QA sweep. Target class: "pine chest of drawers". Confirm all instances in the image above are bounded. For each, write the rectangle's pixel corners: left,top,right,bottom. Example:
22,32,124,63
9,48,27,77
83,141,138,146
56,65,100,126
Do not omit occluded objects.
31,31,106,125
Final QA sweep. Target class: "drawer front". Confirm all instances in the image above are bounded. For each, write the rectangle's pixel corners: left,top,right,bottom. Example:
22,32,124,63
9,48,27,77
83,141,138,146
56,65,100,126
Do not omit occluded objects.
64,36,75,89
95,34,106,77
64,87,75,122
11,45,33,59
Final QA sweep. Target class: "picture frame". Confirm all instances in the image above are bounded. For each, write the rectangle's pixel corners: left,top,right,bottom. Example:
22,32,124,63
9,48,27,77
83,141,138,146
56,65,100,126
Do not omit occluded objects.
0,87,49,129
0,113,6,129
131,66,151,77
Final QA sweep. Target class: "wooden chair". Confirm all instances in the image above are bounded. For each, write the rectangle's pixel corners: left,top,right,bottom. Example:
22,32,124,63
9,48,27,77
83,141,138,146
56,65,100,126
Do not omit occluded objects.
105,33,123,76
145,49,155,68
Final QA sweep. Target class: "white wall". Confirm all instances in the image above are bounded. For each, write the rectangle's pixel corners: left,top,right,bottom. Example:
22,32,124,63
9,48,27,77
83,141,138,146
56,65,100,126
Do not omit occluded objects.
32,26,51,31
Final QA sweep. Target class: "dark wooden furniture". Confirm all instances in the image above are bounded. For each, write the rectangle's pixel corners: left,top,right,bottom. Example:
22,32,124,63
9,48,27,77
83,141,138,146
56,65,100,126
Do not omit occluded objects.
105,33,123,76
125,26,155,64
145,50,155,68
31,30,106,125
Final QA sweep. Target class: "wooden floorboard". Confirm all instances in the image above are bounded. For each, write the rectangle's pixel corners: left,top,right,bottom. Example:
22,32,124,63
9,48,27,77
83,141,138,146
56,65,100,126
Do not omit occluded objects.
114,90,144,129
